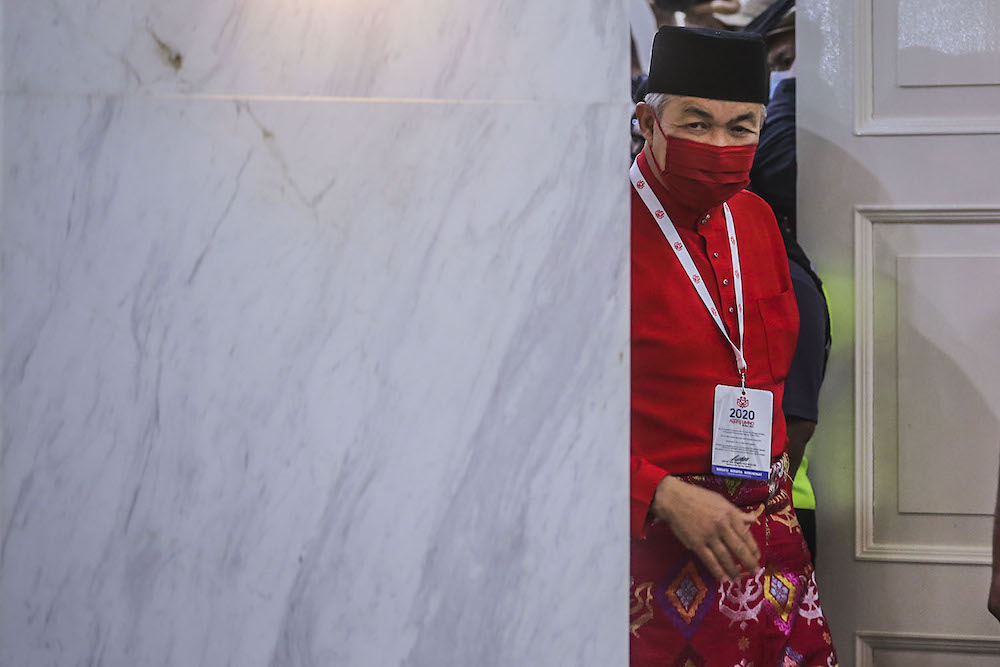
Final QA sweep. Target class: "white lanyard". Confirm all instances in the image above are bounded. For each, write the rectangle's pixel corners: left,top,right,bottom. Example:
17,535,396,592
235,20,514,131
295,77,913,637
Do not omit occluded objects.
630,158,748,383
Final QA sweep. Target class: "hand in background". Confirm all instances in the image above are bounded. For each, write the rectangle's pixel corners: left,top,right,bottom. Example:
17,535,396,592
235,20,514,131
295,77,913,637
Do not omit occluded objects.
681,1,741,29
684,0,741,17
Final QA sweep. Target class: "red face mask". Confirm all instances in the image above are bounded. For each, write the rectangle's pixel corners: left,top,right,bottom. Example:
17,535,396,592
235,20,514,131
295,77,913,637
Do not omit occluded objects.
648,114,757,213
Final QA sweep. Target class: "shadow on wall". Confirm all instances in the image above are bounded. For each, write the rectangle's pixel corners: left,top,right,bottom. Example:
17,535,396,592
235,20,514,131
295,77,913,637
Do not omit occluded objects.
792,5,891,626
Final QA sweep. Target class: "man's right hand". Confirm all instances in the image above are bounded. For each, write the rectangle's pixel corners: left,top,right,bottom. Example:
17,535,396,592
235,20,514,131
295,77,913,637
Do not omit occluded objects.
651,475,761,582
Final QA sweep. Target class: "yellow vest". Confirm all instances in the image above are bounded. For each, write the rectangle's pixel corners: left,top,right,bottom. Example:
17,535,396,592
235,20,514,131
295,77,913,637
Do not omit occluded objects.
791,455,816,510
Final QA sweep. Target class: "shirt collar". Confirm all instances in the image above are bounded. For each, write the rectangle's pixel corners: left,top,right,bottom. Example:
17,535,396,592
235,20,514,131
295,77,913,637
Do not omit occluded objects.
636,149,719,231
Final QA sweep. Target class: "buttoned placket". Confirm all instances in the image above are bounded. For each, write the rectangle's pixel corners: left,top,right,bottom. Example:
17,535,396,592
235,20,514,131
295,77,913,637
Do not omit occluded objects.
698,209,740,340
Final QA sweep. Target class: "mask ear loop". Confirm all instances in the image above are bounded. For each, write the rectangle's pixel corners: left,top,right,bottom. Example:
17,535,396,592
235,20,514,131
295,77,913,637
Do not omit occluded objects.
647,112,672,176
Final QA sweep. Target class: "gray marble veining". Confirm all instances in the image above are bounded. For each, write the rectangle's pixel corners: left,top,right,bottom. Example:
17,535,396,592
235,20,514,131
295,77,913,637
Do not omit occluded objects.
2,92,629,665
5,1,626,101
2,1,630,664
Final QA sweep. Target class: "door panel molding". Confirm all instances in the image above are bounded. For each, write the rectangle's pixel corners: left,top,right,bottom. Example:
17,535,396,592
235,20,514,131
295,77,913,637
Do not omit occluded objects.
855,206,1000,564
856,631,1000,666
853,0,1000,135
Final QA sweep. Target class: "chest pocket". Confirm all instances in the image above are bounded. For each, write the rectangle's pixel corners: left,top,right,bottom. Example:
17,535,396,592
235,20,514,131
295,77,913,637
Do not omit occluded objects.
755,288,800,384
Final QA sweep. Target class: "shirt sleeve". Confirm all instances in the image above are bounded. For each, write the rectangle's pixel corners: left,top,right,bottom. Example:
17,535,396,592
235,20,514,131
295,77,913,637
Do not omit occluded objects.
782,263,827,422
631,455,668,539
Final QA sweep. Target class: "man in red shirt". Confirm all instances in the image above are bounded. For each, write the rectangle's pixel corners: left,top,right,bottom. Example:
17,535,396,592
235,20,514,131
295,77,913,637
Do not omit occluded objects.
630,26,838,666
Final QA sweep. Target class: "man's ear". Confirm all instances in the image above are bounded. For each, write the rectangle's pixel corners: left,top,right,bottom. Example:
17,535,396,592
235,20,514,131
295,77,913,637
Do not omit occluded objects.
635,102,656,144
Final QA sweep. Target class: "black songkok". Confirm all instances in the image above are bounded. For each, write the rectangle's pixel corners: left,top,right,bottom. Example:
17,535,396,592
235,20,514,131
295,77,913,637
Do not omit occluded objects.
646,26,768,104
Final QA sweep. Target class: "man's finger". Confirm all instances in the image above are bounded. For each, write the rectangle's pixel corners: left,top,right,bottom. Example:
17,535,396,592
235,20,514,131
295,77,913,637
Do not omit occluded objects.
683,1,716,15
710,0,742,13
696,546,730,583
709,538,743,580
722,522,760,573
686,0,740,16
731,514,762,563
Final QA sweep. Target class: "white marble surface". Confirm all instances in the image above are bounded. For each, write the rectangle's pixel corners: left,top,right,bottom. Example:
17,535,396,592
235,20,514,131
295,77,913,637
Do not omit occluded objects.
1,86,630,665
5,1,626,101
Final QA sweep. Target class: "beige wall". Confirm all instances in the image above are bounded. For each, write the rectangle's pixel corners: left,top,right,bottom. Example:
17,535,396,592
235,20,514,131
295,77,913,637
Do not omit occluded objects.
798,0,1000,664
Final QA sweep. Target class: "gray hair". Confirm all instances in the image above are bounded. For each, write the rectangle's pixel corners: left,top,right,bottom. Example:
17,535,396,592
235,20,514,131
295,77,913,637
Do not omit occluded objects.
642,92,672,117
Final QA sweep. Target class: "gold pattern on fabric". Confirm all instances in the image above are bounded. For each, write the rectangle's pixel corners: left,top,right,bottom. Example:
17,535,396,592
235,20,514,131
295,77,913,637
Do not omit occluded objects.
771,503,801,533
765,486,791,513
630,581,656,638
738,635,750,652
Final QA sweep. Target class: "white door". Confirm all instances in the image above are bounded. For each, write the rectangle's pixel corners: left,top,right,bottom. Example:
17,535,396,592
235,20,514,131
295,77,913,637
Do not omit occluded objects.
798,1,1000,665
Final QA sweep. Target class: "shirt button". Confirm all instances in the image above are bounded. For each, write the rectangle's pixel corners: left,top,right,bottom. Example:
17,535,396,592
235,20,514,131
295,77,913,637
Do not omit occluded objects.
729,307,735,313
713,252,720,258
723,279,730,285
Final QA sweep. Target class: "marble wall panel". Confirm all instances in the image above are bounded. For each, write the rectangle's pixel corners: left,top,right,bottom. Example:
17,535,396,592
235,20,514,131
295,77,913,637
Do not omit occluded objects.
5,1,626,101
0,93,629,666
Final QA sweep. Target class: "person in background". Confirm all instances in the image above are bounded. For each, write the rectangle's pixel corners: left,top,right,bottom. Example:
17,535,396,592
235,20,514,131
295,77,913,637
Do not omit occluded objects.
747,5,832,562
630,25,837,665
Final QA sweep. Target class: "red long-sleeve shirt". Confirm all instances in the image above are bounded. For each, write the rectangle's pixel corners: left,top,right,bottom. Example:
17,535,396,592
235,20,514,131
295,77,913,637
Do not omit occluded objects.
631,150,799,538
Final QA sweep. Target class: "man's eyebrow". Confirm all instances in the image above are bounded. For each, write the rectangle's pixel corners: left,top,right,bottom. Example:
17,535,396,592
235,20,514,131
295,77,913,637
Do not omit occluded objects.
728,112,759,126
681,105,715,122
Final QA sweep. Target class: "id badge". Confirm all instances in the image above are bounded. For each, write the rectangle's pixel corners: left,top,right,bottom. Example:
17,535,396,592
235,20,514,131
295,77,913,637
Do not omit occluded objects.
711,385,773,480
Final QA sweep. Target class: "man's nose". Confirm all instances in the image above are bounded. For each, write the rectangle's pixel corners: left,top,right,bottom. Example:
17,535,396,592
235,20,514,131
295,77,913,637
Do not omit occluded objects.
703,131,732,147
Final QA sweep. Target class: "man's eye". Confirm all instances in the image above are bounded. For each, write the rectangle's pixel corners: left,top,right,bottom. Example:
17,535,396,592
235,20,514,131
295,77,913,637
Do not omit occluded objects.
687,122,707,130
731,126,751,134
